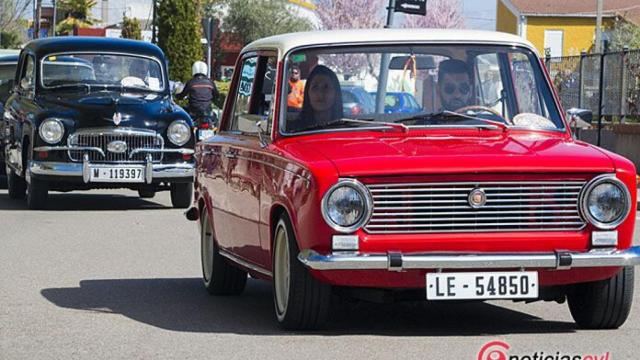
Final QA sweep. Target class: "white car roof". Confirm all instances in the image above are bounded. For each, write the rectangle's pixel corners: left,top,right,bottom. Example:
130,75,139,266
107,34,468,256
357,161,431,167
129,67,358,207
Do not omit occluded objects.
243,28,538,58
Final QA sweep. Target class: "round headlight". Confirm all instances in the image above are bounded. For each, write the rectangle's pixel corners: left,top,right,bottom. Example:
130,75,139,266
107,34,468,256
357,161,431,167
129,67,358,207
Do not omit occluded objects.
321,179,372,233
39,118,64,144
581,175,631,230
167,120,191,146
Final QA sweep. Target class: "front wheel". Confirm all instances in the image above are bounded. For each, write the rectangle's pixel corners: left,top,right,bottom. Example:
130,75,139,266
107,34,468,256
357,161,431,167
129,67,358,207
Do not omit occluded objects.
170,183,192,208
567,267,634,329
272,215,331,330
26,177,48,210
6,166,26,199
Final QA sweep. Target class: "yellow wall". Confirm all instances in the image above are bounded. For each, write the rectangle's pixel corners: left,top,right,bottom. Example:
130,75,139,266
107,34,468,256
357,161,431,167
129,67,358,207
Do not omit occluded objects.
526,17,615,56
496,1,518,34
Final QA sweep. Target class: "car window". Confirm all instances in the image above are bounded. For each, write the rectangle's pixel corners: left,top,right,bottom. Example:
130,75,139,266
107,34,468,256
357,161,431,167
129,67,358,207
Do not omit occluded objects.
475,53,505,112
20,55,35,91
0,63,17,102
342,91,357,103
229,55,277,135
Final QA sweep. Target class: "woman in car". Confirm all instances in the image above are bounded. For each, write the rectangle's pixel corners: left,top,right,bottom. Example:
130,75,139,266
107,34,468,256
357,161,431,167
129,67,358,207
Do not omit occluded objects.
289,65,343,132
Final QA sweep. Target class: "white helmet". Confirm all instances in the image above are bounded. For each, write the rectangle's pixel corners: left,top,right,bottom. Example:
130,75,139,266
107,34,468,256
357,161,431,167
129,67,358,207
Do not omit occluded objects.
192,61,208,76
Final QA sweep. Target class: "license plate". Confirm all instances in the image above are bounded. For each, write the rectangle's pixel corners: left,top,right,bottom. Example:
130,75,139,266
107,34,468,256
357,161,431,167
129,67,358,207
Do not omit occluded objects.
426,271,538,300
198,129,215,141
89,166,145,183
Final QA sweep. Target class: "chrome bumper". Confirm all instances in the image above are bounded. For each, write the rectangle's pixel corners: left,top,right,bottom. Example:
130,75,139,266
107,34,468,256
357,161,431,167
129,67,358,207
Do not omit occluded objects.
29,157,194,184
298,247,640,272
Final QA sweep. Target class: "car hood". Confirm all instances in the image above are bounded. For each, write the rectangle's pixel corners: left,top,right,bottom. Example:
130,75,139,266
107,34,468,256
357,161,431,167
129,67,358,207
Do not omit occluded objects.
288,131,615,177
37,91,185,130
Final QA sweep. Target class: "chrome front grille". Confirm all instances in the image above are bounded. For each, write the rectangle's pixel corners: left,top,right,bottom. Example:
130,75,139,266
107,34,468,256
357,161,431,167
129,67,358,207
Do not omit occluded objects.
68,129,163,163
364,181,587,234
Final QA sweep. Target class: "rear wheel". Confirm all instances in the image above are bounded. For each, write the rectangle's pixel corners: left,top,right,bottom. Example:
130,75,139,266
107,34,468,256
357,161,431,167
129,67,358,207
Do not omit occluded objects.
6,165,26,199
170,183,192,208
26,176,48,210
272,214,331,330
200,211,247,295
567,267,634,329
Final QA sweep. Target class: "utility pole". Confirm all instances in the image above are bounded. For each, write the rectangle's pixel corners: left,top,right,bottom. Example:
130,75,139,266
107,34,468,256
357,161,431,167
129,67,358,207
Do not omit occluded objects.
595,0,603,53
52,0,57,37
151,0,157,44
375,0,396,113
34,0,42,39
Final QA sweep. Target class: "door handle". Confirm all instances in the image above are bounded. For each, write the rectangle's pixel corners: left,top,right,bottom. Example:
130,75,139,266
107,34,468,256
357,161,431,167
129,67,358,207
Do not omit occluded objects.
223,151,236,159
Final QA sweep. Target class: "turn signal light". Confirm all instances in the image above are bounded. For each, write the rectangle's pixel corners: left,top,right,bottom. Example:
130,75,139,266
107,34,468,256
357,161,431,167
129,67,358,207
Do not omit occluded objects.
182,153,192,161
38,151,49,159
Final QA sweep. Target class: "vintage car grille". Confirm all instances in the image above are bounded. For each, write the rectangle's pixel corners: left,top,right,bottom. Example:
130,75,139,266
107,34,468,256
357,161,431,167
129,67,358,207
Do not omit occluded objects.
364,181,587,234
68,129,164,163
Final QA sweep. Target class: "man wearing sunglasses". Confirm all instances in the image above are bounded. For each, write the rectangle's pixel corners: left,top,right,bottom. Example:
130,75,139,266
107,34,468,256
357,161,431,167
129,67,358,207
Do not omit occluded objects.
437,59,474,111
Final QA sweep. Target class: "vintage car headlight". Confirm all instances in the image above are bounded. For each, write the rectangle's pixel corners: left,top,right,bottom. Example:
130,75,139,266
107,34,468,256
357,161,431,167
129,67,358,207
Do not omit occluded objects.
39,118,65,144
167,120,191,146
321,179,373,233
580,174,631,230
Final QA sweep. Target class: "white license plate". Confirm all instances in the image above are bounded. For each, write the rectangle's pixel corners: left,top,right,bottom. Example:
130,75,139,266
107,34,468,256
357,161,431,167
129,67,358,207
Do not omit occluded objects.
198,129,215,141
426,271,538,300
89,166,145,183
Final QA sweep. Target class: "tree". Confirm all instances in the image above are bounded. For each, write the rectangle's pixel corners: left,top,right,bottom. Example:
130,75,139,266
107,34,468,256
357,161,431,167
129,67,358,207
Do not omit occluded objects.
400,0,464,29
0,0,30,33
0,0,30,47
223,0,313,46
609,17,640,51
56,0,98,35
121,16,142,40
157,0,204,82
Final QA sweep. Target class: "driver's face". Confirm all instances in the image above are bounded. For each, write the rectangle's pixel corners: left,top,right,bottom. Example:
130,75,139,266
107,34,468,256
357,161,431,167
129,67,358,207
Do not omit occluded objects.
439,72,472,111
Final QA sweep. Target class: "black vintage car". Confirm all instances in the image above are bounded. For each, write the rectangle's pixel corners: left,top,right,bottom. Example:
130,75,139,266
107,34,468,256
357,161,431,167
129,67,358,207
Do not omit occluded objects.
2,37,195,209
0,53,19,186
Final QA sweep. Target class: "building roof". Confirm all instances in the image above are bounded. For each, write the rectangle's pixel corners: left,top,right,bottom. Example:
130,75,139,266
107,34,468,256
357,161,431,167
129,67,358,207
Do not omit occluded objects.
505,0,640,24
244,28,537,58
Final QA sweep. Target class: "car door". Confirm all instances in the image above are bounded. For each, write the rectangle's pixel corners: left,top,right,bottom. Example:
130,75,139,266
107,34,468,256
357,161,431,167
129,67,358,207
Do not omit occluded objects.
5,52,37,175
209,54,264,265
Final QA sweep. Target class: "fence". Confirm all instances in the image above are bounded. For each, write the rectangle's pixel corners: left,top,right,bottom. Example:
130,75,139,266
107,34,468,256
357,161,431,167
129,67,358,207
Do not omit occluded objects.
544,49,640,119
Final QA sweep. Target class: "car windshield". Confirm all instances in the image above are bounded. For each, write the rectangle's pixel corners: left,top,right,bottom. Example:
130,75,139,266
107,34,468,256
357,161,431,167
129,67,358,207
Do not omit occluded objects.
41,53,164,91
282,44,563,134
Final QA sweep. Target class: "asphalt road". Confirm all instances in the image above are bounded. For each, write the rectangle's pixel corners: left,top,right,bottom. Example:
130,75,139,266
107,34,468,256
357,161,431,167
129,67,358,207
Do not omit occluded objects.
0,189,639,360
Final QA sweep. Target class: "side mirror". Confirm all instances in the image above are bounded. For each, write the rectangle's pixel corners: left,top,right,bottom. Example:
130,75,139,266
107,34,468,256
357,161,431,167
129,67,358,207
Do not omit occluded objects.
566,108,592,125
256,120,269,147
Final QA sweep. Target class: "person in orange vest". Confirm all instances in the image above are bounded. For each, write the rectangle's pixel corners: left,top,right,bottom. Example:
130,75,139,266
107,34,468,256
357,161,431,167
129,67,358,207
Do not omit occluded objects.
287,65,304,109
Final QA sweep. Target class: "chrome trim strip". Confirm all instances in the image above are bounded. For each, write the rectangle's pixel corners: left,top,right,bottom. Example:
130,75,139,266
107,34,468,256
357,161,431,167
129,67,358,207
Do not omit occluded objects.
34,146,106,157
298,247,640,271
72,127,158,136
219,249,272,277
129,148,195,158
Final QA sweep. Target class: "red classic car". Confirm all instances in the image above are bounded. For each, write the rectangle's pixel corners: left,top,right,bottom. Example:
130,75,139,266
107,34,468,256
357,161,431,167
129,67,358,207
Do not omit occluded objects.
188,29,639,330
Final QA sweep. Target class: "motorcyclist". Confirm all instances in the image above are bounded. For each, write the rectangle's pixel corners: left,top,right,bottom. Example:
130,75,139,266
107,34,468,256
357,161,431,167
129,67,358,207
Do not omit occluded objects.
176,61,219,127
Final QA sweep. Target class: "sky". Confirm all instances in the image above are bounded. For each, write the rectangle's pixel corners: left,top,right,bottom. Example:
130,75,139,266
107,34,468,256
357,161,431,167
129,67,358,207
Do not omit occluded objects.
86,0,497,31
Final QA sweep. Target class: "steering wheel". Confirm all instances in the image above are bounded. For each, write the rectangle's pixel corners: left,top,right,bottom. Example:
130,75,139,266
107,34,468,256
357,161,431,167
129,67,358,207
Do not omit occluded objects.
454,105,510,124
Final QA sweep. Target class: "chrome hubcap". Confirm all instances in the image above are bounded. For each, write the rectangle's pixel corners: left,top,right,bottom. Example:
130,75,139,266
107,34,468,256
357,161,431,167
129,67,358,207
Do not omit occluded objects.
201,216,214,283
274,224,290,317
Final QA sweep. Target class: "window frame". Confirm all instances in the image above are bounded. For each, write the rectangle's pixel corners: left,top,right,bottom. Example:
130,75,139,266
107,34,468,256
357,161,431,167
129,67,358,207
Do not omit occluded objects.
223,50,279,138
278,42,567,137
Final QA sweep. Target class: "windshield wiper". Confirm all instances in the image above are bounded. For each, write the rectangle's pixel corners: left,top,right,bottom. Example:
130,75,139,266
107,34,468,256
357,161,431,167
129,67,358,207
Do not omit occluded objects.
337,118,409,132
297,118,409,133
395,110,508,131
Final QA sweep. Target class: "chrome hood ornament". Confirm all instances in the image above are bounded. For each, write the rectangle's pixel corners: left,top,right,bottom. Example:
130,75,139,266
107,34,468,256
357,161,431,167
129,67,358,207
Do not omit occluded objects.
113,112,122,126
